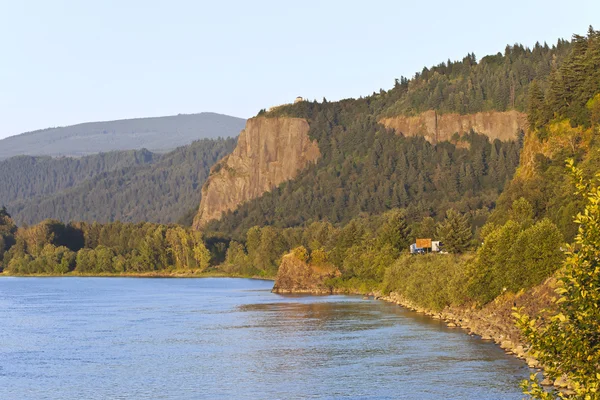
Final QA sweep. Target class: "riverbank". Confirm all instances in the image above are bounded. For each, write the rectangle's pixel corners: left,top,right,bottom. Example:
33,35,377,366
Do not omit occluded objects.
0,270,275,280
378,279,580,392
271,257,566,391
3,267,566,390
324,277,574,391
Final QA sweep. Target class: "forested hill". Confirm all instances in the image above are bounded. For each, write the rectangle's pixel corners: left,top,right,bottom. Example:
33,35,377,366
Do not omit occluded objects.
380,39,572,117
205,38,575,237
490,27,600,241
2,138,236,225
0,112,245,160
0,150,157,207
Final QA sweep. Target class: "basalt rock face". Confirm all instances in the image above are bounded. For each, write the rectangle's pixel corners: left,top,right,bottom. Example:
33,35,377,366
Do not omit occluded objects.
379,110,527,144
193,117,320,229
272,253,341,294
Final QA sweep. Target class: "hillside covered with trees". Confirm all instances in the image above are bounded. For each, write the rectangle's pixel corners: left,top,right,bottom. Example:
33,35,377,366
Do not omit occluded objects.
0,149,158,207
2,138,236,225
379,39,572,117
491,27,600,241
206,38,573,236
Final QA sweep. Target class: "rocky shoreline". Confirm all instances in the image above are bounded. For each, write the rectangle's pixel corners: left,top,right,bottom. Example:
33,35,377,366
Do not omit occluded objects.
372,279,571,392
378,292,536,361
271,260,570,392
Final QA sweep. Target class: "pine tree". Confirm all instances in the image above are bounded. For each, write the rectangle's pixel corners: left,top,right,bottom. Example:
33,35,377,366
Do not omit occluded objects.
377,209,411,254
527,79,546,129
436,209,472,253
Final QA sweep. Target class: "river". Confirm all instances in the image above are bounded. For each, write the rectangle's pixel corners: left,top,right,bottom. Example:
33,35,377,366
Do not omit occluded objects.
0,277,529,399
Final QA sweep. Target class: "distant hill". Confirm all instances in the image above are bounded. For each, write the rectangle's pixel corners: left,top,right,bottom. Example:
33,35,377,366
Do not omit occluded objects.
0,112,246,160
1,138,236,225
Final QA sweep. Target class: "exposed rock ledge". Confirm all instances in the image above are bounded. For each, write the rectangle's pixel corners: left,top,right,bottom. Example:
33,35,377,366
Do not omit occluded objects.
379,110,527,144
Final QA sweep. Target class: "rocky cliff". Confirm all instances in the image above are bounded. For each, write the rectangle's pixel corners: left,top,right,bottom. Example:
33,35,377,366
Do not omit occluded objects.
379,110,527,144
272,253,341,294
193,117,320,229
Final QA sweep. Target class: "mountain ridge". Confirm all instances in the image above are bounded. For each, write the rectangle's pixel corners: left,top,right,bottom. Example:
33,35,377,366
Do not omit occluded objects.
0,112,245,160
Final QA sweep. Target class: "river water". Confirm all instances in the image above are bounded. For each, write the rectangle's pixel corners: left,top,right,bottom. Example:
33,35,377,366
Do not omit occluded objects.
0,277,529,399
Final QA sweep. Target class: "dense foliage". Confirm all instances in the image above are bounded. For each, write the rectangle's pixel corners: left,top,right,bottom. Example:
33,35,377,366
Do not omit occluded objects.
382,254,473,311
221,209,415,284
528,27,600,129
0,149,156,206
468,199,564,304
516,163,600,399
381,40,571,116
492,28,600,241
220,207,480,285
2,138,236,225
0,207,17,267
0,213,216,275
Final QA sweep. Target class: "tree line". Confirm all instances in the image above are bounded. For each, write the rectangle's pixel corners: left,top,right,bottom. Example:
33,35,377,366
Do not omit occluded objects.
380,39,572,117
0,210,215,275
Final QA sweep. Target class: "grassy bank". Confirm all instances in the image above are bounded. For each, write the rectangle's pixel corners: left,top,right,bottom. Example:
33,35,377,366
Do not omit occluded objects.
1,270,275,280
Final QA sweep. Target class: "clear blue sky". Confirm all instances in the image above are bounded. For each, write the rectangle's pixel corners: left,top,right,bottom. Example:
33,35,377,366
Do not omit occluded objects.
1,0,598,139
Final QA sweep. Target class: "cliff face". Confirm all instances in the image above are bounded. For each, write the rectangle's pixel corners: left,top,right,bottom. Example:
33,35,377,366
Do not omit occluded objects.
193,117,320,229
379,110,527,144
272,253,341,294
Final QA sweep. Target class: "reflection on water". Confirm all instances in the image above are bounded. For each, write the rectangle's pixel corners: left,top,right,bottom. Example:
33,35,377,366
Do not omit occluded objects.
0,277,529,399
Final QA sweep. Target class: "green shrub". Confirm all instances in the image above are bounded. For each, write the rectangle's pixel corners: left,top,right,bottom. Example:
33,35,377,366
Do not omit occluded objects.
383,254,472,311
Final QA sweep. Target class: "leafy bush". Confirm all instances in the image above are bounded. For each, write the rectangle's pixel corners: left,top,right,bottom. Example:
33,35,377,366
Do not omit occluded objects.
383,254,473,311
516,160,600,399
468,199,564,304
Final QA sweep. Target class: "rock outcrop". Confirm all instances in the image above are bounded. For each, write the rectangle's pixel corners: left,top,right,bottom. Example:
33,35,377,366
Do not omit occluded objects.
379,110,527,144
272,253,341,294
193,117,320,229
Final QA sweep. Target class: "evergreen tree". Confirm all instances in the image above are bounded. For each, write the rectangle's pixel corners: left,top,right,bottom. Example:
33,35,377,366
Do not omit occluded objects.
436,209,472,253
376,209,411,254
527,79,546,129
